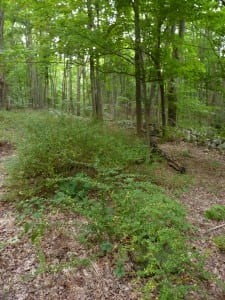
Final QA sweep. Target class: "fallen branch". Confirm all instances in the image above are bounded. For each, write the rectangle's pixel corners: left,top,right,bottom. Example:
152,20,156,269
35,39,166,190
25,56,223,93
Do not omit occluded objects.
204,223,225,234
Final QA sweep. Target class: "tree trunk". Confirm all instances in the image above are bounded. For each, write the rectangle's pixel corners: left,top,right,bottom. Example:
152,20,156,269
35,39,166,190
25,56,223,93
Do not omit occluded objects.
95,57,103,119
76,65,81,116
25,24,41,108
144,83,157,147
50,71,57,109
82,66,86,113
111,73,117,120
68,58,74,114
61,58,68,111
89,54,97,117
155,20,166,135
0,10,6,108
0,10,3,50
168,78,177,126
87,0,103,120
158,72,166,135
132,0,142,135
168,21,185,127
43,66,49,107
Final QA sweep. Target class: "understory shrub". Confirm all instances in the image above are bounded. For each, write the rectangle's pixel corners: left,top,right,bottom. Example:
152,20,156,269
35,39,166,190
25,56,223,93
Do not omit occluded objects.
8,113,148,194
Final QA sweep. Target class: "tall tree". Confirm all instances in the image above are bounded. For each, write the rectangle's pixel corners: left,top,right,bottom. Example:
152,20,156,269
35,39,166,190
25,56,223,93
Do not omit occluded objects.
168,20,185,127
0,9,5,107
87,0,103,120
132,0,143,134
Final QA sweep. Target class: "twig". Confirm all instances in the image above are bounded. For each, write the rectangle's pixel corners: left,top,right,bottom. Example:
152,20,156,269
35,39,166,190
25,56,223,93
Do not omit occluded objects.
204,223,225,234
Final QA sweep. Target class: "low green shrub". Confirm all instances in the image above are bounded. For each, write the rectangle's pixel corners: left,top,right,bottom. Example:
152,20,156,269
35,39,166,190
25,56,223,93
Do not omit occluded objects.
162,126,186,142
204,205,225,221
8,113,148,183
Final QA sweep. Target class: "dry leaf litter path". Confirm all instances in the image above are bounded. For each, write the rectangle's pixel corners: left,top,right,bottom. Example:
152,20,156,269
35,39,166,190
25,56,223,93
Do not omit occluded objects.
161,141,225,300
0,144,137,300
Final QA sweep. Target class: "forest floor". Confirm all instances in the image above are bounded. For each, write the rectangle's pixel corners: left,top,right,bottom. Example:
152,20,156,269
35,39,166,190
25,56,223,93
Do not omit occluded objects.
0,141,225,299
160,142,225,299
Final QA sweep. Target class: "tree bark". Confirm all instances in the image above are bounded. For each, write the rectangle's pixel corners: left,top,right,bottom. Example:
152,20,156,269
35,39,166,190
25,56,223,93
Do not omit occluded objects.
25,23,42,108
68,58,74,114
132,0,142,135
168,21,185,127
0,10,5,108
76,65,81,116
0,10,3,50
87,0,103,120
61,58,68,111
155,20,166,135
168,78,177,126
95,57,103,119
82,66,86,113
50,70,57,109
111,73,117,120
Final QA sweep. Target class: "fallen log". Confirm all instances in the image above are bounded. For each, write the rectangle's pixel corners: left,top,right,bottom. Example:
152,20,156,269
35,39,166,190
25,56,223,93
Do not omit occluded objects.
151,142,186,174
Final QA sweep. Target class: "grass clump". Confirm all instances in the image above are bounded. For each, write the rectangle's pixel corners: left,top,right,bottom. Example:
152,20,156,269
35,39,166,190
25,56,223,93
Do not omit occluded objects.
204,205,225,221
214,235,225,251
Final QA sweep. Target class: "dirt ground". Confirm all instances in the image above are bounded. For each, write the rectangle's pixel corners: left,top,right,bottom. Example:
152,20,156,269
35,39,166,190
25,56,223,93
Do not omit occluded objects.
0,141,225,299
161,141,225,299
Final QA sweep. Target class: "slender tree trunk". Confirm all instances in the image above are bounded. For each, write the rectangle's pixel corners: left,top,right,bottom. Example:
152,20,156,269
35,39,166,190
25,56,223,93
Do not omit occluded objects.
89,54,96,117
168,25,177,126
43,65,49,107
132,0,142,135
95,57,103,119
61,58,68,111
25,24,41,108
111,73,117,120
82,66,86,113
50,72,57,109
0,10,6,108
68,58,74,114
167,78,177,126
168,21,185,126
76,65,81,116
155,20,166,135
158,71,166,134
0,10,3,50
95,3,103,120
87,0,103,120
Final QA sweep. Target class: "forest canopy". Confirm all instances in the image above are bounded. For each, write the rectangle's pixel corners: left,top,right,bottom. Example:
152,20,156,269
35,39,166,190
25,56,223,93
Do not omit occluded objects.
0,0,225,134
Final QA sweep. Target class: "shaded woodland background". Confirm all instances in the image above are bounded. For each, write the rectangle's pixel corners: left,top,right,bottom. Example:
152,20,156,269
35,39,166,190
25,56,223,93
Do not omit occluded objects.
1,0,225,136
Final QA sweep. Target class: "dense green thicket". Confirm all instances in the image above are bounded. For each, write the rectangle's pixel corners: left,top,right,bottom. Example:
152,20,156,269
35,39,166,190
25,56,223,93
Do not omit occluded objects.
7,113,148,193
2,111,206,299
